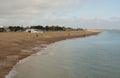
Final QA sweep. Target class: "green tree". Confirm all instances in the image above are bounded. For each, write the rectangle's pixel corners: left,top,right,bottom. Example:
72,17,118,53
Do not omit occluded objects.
31,25,44,30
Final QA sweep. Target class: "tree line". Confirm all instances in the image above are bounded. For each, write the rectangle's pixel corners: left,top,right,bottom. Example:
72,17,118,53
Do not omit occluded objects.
0,25,84,32
30,25,67,31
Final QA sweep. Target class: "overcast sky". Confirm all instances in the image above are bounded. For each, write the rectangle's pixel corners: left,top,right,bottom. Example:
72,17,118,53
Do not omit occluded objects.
0,0,120,29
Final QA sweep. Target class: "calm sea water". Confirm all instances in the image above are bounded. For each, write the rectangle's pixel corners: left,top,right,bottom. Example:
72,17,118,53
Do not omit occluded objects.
7,30,120,78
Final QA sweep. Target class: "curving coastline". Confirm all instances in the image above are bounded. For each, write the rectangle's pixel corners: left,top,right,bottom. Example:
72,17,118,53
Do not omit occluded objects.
0,30,101,78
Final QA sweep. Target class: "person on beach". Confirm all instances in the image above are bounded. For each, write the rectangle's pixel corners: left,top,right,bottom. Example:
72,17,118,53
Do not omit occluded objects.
36,34,38,37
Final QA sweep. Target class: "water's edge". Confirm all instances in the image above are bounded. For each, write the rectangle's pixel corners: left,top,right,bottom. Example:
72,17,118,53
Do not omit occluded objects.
5,32,101,78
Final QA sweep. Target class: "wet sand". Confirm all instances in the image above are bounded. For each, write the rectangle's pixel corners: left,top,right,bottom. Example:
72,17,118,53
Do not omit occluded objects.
0,30,100,78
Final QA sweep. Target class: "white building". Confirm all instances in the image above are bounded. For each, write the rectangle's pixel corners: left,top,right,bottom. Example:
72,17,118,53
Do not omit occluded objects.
0,26,4,28
25,29,43,33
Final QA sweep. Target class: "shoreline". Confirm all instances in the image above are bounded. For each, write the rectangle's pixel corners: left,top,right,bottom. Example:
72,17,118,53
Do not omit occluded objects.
0,30,101,78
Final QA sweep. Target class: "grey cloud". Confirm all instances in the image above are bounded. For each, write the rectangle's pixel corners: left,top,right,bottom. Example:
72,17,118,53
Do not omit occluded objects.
0,0,81,24
0,0,81,25
0,0,80,15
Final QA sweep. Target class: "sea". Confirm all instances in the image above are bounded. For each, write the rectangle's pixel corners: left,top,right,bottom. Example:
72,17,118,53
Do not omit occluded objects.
6,30,120,78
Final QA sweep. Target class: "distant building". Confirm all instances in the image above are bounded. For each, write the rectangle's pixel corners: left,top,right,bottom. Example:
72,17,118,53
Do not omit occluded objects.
25,29,43,33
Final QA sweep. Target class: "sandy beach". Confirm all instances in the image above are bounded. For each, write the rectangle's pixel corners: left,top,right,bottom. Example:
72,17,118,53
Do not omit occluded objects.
0,30,100,78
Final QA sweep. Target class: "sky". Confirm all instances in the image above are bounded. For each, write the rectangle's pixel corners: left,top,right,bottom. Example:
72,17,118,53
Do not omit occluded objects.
0,0,120,29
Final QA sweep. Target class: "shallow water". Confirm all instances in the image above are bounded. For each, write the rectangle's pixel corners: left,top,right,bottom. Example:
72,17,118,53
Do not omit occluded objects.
7,30,120,78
